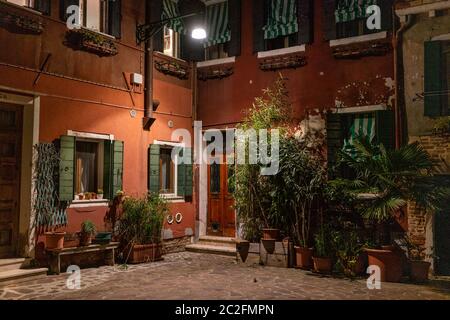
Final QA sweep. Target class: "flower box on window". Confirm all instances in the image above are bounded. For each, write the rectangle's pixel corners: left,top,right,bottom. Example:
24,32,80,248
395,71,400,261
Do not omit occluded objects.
332,39,392,59
154,59,189,80
0,2,43,35
198,66,234,81
259,54,307,71
64,28,118,57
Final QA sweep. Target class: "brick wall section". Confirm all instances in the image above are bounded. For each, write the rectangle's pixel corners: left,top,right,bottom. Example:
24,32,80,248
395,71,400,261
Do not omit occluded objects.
408,134,450,248
163,236,192,254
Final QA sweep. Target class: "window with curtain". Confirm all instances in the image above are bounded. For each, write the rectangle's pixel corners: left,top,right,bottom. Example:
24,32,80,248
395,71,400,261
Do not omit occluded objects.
79,0,105,32
342,113,376,157
159,147,176,195
335,0,378,39
75,140,103,196
263,0,298,51
161,0,184,58
204,0,231,60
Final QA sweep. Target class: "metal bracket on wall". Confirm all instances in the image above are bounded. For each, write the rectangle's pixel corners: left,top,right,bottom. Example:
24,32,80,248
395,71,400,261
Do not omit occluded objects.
33,53,52,86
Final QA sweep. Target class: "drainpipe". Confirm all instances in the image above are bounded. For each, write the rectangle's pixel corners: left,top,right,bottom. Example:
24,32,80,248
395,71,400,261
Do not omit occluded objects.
393,6,413,148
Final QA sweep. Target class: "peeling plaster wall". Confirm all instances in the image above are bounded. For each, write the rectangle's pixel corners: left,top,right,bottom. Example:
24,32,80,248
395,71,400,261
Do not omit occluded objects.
403,13,450,137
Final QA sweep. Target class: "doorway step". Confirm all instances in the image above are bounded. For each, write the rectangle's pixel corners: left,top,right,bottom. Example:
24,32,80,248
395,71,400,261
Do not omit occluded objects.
186,236,237,257
0,258,48,286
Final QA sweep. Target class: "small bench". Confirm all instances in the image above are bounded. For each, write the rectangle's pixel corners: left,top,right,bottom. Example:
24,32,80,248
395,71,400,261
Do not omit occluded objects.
46,242,119,275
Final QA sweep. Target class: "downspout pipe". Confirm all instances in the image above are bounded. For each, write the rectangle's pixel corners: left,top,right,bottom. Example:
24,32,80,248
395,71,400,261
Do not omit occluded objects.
393,6,413,148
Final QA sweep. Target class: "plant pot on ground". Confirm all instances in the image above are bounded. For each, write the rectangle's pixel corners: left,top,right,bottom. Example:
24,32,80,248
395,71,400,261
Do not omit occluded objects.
262,228,280,240
236,240,250,262
365,248,403,282
312,229,333,274
79,220,96,246
295,246,313,270
404,235,432,283
118,193,167,264
261,238,276,254
45,231,66,250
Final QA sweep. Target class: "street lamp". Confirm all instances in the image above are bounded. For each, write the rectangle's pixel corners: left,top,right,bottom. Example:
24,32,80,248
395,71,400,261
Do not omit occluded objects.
136,12,206,44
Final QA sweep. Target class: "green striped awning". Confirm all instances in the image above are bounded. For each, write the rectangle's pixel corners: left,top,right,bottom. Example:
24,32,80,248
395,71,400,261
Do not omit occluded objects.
343,113,376,156
263,0,298,40
204,1,231,48
162,0,185,35
335,0,377,23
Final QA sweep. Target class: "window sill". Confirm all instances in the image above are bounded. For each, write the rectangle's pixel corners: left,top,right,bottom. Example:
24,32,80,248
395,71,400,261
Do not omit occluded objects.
70,199,109,208
330,31,387,48
334,104,387,114
257,45,306,59
197,56,236,68
0,1,43,15
160,194,185,203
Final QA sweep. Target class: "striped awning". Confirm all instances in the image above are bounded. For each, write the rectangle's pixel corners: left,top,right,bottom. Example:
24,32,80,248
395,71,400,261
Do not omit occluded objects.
204,1,231,48
335,0,377,23
343,113,376,155
263,0,298,40
162,0,185,35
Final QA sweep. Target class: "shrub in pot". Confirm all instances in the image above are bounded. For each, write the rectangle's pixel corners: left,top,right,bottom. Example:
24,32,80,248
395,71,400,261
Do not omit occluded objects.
405,236,432,283
331,224,366,277
312,228,333,274
80,220,96,246
118,193,167,264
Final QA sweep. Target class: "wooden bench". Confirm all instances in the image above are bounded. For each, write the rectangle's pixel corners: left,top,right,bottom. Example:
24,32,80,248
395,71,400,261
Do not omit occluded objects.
46,242,119,275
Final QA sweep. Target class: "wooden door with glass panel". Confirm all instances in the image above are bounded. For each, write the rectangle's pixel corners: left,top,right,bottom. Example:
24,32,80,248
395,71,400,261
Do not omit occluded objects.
0,103,22,258
207,152,235,237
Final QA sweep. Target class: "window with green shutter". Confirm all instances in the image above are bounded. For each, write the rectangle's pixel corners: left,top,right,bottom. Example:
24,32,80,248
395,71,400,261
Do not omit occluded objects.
148,144,193,199
424,41,450,117
58,135,123,201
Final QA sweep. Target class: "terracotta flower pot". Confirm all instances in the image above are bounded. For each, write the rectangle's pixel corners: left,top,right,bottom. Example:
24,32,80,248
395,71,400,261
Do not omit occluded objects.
79,233,93,246
262,228,280,240
295,246,313,269
236,240,250,263
410,260,431,283
312,256,333,274
45,232,66,250
261,239,276,254
366,248,403,283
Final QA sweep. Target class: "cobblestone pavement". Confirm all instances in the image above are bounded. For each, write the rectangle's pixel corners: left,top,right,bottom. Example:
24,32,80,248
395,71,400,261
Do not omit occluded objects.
1,252,449,300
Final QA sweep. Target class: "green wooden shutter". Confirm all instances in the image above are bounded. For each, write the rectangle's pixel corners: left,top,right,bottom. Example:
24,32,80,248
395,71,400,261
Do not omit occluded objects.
177,147,193,197
424,41,444,117
59,135,75,202
380,0,393,32
228,0,242,57
60,0,79,21
148,144,160,194
108,0,122,38
297,0,313,45
253,0,265,53
103,140,113,200
35,0,51,15
112,141,124,196
322,0,336,41
152,0,164,52
375,110,395,150
326,113,343,173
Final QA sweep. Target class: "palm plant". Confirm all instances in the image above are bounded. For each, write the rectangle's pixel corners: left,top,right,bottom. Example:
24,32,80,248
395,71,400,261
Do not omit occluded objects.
330,136,450,222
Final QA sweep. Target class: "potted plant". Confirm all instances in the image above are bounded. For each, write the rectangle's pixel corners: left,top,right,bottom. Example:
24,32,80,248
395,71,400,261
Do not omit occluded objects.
405,236,432,283
330,137,450,282
236,239,250,262
331,226,367,277
118,193,167,264
97,189,104,200
80,220,96,246
312,228,333,274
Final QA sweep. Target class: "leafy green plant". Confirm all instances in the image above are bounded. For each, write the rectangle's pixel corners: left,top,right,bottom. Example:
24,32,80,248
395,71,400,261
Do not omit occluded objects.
314,227,332,258
331,225,365,277
118,193,168,246
433,116,450,134
81,220,96,236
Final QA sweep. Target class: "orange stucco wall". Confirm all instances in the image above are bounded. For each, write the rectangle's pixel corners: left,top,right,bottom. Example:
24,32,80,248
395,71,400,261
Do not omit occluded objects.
0,0,197,250
197,0,395,128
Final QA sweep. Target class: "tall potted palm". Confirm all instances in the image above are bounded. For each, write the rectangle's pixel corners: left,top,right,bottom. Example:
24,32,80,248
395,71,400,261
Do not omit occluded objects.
330,137,450,282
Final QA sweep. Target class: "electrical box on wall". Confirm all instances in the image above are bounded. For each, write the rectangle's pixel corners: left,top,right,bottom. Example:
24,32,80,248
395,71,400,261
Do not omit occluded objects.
130,73,143,85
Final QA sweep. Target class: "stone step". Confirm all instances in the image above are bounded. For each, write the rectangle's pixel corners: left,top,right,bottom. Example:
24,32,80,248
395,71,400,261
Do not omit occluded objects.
0,268,48,286
185,243,237,257
0,258,26,272
197,236,236,248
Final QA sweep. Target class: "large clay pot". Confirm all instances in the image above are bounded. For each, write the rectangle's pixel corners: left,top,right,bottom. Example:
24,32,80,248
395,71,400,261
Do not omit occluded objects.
312,257,333,274
261,239,276,254
366,248,403,282
262,228,280,240
45,232,66,250
295,246,313,269
236,240,250,263
410,260,431,283
128,243,163,264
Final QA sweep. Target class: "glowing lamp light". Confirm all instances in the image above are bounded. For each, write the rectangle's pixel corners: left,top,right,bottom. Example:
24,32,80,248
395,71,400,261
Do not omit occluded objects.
191,27,207,40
